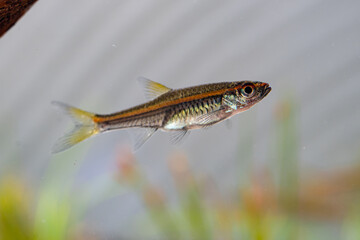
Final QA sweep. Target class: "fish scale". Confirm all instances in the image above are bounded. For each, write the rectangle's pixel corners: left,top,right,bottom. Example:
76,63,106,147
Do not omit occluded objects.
164,96,223,130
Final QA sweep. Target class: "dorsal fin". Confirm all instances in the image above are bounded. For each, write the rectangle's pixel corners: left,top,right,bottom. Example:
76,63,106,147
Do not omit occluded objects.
137,76,172,100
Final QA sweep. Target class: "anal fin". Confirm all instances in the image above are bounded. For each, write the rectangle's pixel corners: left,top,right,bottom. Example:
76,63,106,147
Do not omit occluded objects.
128,128,157,150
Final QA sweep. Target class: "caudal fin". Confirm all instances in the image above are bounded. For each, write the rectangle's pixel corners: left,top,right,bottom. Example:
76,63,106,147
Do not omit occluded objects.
52,101,100,153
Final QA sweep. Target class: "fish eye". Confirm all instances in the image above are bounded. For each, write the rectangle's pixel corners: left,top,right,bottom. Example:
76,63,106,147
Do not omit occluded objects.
241,85,254,97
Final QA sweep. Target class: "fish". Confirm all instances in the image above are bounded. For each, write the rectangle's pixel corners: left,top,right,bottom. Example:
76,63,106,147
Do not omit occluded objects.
52,77,271,153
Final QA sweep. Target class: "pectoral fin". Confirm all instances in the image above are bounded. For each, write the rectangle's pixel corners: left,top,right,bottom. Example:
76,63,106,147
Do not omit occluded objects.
194,108,226,126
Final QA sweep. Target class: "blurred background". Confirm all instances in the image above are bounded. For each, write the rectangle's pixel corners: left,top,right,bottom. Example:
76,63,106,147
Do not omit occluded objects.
1,0,360,239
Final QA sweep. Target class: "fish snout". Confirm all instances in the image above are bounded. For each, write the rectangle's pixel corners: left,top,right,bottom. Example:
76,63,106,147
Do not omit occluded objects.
261,83,271,97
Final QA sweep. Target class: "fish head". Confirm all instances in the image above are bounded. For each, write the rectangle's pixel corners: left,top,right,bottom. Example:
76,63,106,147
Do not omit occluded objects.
233,81,271,110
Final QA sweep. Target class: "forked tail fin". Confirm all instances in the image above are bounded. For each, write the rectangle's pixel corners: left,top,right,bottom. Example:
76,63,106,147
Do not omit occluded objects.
52,101,100,153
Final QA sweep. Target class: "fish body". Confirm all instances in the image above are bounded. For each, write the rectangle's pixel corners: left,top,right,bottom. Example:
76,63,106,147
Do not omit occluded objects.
53,77,271,153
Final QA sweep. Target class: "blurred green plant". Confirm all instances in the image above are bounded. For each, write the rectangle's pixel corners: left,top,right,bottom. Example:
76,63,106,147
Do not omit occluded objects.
115,98,360,240
0,174,80,240
0,176,35,240
1,98,360,240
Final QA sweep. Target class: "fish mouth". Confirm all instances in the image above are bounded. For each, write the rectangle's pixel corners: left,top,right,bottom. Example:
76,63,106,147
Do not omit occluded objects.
262,83,271,97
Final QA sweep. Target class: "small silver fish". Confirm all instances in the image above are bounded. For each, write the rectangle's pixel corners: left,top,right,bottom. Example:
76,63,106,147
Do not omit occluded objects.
53,77,271,153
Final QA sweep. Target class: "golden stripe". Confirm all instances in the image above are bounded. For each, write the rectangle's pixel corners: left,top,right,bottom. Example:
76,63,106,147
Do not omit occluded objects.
93,88,231,122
